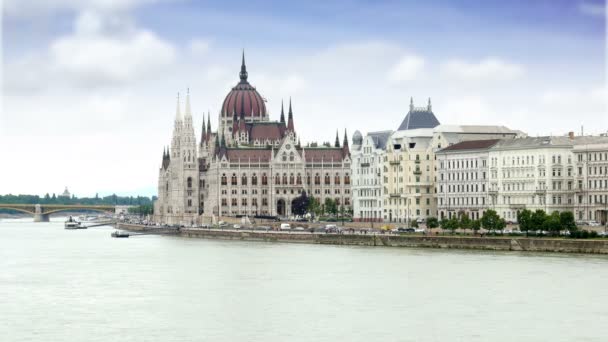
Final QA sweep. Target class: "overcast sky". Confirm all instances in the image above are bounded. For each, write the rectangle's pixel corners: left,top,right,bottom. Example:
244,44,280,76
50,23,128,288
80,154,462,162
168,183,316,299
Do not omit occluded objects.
1,0,606,197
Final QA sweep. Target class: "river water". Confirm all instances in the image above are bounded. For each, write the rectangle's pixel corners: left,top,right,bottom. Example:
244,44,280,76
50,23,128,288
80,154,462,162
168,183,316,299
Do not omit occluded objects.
2,217,608,342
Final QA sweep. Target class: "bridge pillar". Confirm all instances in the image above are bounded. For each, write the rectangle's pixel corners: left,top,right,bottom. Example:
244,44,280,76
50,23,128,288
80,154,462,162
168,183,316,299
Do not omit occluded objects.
33,204,50,222
33,213,50,222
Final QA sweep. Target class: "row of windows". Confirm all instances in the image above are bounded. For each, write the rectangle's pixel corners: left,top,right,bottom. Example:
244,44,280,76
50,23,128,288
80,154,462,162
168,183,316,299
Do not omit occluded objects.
220,173,351,186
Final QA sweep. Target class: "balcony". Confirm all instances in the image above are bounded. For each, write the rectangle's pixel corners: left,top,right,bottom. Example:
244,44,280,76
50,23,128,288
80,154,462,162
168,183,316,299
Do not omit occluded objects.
414,159,421,164
535,189,547,195
360,162,370,167
389,160,400,165
389,193,401,198
488,190,498,196
413,169,422,175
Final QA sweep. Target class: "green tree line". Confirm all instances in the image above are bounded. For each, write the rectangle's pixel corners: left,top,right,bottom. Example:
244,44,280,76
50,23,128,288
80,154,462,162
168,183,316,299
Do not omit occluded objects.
0,193,156,206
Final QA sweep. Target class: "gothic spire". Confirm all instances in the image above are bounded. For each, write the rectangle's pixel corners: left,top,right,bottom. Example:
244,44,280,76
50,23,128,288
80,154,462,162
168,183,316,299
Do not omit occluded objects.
280,99,285,123
185,88,192,118
427,97,432,111
409,97,414,112
239,49,248,82
343,129,348,147
287,97,294,132
175,92,182,121
206,111,211,138
334,130,340,147
201,113,207,142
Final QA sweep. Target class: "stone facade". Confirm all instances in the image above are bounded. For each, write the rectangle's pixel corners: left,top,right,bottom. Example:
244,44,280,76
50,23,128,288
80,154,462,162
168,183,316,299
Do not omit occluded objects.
154,54,351,225
350,130,391,222
573,140,608,224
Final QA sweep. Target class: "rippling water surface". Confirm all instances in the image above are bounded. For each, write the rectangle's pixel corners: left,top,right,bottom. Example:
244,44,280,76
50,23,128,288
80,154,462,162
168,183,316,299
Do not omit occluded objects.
2,217,608,341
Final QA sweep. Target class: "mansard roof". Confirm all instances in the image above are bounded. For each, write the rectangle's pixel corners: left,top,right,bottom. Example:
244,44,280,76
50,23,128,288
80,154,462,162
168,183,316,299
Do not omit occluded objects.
438,139,500,153
367,131,392,150
247,121,286,141
397,108,440,131
225,148,273,162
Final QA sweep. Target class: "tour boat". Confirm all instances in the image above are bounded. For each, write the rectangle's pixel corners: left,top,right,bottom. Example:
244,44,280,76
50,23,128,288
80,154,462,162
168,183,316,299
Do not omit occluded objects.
64,216,85,229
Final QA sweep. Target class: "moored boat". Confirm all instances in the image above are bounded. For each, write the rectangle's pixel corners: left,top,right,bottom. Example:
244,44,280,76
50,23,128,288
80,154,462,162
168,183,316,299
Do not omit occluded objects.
64,216,85,229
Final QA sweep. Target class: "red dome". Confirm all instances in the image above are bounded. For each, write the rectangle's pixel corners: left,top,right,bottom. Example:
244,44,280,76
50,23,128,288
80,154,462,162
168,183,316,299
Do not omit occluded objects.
221,53,267,118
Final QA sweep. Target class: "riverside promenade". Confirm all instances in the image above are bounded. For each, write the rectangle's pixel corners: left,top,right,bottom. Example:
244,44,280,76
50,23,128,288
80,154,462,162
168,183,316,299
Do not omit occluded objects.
116,223,608,254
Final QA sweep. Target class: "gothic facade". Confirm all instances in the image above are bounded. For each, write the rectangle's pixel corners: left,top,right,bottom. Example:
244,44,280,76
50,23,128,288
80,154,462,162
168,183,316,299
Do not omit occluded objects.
154,53,351,225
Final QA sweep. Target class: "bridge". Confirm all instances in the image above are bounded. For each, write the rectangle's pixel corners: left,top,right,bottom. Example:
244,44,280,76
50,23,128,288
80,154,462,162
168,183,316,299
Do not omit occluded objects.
0,204,116,222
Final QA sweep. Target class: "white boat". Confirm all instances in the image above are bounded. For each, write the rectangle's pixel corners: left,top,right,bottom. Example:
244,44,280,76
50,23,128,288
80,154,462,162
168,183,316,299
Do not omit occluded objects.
64,216,86,229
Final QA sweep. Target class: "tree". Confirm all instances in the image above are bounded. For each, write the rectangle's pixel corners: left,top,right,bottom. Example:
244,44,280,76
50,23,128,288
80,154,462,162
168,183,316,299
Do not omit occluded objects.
441,217,459,234
543,211,562,236
471,219,481,234
517,209,533,236
481,209,501,233
307,197,322,219
459,213,472,234
427,217,439,229
559,211,576,232
324,198,338,216
531,209,547,234
411,219,419,228
291,191,310,216
497,217,507,234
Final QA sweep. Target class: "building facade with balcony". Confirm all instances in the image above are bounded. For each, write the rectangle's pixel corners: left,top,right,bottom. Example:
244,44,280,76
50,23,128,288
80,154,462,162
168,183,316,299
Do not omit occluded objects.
351,130,391,222
436,139,499,220
573,139,608,225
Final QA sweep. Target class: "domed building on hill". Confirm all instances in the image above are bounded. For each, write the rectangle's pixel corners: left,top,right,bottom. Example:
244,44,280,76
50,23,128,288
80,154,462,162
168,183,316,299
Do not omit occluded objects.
154,53,352,225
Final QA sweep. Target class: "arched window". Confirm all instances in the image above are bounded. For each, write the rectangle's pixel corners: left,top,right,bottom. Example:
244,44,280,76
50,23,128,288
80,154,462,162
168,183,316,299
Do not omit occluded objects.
252,173,258,185
262,173,268,185
345,173,351,185
275,173,280,185
166,182,169,192
315,173,320,185
282,152,287,162
307,173,311,185
282,173,288,184
296,173,302,185
187,177,192,188
241,173,247,186
289,173,294,185
231,173,237,185
221,174,227,186
289,152,294,162
334,173,340,185
324,173,330,185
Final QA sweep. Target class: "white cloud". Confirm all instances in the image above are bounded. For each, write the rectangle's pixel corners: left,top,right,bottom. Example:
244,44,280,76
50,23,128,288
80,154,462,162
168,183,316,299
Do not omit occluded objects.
579,1,606,17
189,38,211,56
387,55,426,83
441,95,497,125
441,58,525,81
49,11,176,87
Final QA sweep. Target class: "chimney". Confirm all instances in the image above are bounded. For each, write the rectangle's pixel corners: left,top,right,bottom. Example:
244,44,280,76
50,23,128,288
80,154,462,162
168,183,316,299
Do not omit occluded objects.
568,131,574,140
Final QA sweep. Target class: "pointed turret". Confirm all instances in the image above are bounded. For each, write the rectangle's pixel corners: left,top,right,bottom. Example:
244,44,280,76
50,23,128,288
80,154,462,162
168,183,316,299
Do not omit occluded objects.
287,97,294,132
239,49,248,83
185,88,192,118
334,130,340,147
206,112,211,140
280,99,285,124
427,97,432,112
201,113,207,143
342,129,349,155
409,97,414,112
175,92,182,122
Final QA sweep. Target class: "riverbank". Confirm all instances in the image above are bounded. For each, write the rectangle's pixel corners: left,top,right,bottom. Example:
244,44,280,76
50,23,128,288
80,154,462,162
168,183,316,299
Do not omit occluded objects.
116,223,608,254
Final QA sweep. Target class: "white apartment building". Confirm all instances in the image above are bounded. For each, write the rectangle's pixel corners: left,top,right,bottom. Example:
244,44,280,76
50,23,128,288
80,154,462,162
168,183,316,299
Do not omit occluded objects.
573,139,608,224
351,130,391,222
436,139,499,220
488,137,577,222
383,125,520,223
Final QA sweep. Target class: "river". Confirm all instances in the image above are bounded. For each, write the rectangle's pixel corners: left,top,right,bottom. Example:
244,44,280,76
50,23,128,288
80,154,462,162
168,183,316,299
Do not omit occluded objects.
1,217,608,341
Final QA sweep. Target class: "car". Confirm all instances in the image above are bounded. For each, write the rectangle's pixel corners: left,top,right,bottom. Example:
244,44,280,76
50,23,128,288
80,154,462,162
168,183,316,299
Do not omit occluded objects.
416,218,425,224
293,227,305,231
254,225,271,231
280,223,291,230
414,228,426,233
395,227,415,233
588,221,601,227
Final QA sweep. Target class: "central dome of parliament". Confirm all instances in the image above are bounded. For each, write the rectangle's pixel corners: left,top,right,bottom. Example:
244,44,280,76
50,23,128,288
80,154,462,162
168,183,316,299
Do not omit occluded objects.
220,52,267,119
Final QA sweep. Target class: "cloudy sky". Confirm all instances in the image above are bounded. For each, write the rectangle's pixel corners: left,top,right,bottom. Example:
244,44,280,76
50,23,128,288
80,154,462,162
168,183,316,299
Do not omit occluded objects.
1,0,606,197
